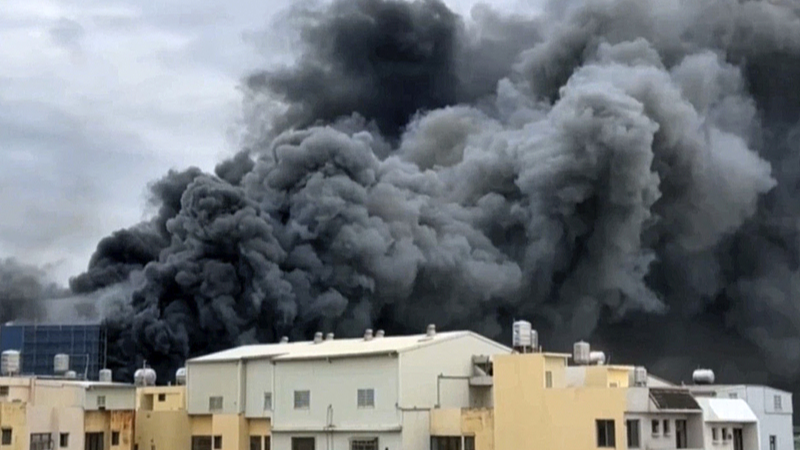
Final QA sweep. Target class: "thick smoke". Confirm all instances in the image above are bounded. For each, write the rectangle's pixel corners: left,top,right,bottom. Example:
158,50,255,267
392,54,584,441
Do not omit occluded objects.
0,258,69,322
73,0,800,410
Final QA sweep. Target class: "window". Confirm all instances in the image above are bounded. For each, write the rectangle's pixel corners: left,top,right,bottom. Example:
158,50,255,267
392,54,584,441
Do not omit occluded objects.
721,428,728,441
596,420,616,448
357,389,375,408
264,436,271,450
770,435,777,450
158,393,166,402
712,428,719,442
651,419,659,435
97,395,106,408
729,392,738,399
209,396,223,411
663,419,670,436
464,436,475,450
294,390,310,409
213,436,222,449
350,438,378,450
609,382,619,388
1,429,11,445
250,436,263,450
0,386,8,396
545,371,553,388
626,420,640,448
774,395,782,411
31,433,54,450
263,392,272,411
112,431,120,446
192,436,212,450
85,433,103,450
431,437,461,450
291,437,315,450
60,433,69,448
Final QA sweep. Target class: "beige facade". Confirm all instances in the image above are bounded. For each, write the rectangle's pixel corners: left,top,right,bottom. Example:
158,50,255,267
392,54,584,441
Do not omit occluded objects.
0,376,135,450
135,386,191,450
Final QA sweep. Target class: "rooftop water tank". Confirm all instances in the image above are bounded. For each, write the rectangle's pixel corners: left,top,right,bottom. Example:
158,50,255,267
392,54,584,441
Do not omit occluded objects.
279,336,289,344
573,341,591,365
375,330,385,338
64,371,77,379
633,367,648,386
512,321,533,349
325,332,334,341
99,369,113,383
693,369,715,385
426,324,436,337
134,369,145,386
364,329,374,341
313,332,323,344
54,354,70,375
1,350,21,376
175,367,187,386
142,368,157,386
589,351,606,365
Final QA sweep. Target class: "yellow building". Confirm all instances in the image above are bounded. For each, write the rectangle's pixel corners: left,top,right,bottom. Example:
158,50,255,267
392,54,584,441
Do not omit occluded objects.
0,376,135,450
135,385,190,450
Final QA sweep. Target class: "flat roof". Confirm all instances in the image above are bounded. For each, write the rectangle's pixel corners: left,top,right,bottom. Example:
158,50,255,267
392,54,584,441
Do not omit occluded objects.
189,331,511,363
688,384,792,395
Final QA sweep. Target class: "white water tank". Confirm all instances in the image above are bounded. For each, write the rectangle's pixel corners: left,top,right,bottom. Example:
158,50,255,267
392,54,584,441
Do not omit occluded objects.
634,367,648,386
54,354,70,374
693,369,715,385
175,368,187,386
531,329,539,351
1,350,21,376
142,368,157,386
590,351,606,365
512,321,533,348
573,341,591,365
313,332,323,344
99,369,113,383
134,369,145,386
64,371,77,379
279,336,289,344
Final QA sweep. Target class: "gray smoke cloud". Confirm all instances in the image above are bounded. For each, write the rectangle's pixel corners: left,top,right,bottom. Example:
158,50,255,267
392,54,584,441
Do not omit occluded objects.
0,258,70,322
69,0,800,412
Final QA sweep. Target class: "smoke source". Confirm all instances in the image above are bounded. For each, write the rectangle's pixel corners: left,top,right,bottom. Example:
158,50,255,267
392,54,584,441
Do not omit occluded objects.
69,0,800,413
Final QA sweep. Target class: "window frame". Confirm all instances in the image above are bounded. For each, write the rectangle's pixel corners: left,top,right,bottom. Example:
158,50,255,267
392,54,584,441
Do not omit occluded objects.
0,386,9,396
1,428,11,445
112,431,120,446
545,371,553,388
774,394,782,411
349,437,379,450
209,396,223,411
294,390,311,410
263,392,273,411
357,389,375,409
291,436,315,450
651,419,659,436
663,419,670,436
213,435,222,450
626,419,640,448
97,395,106,409
596,419,616,448
770,435,777,450
60,432,69,448
158,393,166,402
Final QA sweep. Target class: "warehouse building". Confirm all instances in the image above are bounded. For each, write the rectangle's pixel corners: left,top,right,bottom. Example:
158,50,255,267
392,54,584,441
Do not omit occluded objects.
185,325,510,450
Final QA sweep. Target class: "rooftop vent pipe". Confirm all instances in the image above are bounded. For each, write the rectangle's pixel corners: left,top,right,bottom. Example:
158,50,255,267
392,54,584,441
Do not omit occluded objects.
313,332,323,344
364,329,374,341
375,330,385,338
325,333,334,341
427,324,436,337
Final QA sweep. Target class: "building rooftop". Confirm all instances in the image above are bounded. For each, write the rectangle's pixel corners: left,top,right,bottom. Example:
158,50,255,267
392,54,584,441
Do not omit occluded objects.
697,398,758,423
188,330,511,363
687,384,793,395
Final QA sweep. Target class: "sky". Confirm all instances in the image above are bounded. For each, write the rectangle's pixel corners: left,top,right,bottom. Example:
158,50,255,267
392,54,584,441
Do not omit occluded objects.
0,0,542,286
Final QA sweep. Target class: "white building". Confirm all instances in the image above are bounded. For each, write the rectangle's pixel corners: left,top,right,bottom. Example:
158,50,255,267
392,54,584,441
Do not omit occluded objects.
696,397,760,450
186,326,510,450
690,385,793,450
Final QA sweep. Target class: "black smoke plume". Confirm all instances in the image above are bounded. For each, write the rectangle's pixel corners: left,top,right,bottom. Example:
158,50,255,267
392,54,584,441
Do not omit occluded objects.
73,0,800,413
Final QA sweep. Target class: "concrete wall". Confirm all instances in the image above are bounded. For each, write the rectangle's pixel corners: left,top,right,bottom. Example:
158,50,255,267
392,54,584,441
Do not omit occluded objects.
494,353,629,450
187,361,244,415
624,413,704,449
430,408,494,450
136,409,190,450
400,410,430,450
245,359,274,419
399,334,509,410
190,414,248,450
748,386,794,450
84,387,136,411
26,405,83,450
137,386,186,412
272,355,400,431
0,402,28,450
702,423,760,450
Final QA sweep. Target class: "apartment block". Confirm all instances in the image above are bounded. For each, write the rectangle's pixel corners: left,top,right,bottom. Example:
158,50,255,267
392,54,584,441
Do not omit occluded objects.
185,326,510,450
135,385,190,450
